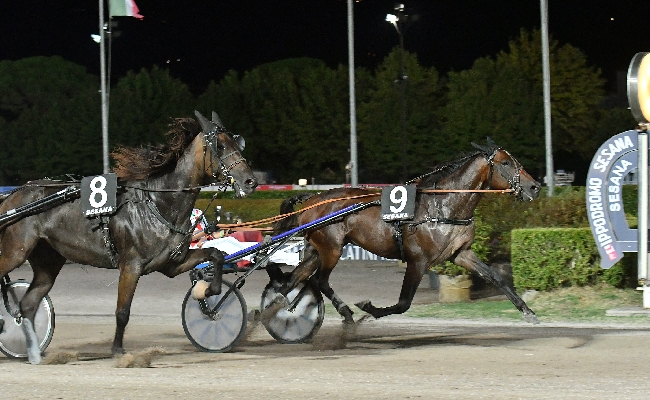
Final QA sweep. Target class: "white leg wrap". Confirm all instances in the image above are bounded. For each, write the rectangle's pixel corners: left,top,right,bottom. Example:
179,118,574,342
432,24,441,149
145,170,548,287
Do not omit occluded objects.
22,318,41,365
192,280,209,300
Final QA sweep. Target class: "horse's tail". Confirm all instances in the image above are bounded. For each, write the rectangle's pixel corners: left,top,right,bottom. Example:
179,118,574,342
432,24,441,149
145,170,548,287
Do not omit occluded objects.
273,192,314,234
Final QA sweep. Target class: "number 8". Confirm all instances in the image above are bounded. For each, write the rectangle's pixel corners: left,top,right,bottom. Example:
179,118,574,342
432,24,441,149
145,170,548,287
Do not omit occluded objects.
389,186,407,213
89,176,108,208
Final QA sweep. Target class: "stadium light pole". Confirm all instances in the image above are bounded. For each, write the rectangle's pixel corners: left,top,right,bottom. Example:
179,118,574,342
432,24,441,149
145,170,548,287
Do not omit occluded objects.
99,0,109,174
347,0,359,187
386,4,408,183
540,0,554,196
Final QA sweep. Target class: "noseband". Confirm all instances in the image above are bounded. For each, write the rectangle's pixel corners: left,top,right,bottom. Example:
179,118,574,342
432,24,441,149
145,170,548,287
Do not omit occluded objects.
485,148,524,198
202,127,247,184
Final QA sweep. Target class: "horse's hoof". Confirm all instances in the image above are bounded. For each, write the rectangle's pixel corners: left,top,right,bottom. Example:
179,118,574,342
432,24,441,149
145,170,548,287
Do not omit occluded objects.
192,280,209,300
259,294,289,326
523,310,540,324
354,300,370,312
26,346,42,365
339,305,355,323
269,292,289,308
247,309,261,322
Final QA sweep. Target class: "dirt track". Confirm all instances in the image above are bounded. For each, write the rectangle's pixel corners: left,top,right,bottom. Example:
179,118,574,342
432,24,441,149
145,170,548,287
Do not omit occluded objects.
2,262,650,399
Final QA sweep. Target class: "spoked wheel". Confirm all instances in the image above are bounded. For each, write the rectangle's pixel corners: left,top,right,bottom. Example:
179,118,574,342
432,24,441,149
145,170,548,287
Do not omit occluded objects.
0,280,55,359
260,277,325,344
182,280,247,353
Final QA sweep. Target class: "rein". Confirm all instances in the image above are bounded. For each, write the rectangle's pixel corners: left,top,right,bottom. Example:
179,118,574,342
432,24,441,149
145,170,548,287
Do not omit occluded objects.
120,184,203,193
220,193,381,230
418,188,514,193
219,186,517,231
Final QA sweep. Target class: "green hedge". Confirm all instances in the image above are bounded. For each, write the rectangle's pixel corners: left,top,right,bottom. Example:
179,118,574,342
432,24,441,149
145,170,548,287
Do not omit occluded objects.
511,228,631,290
478,185,638,261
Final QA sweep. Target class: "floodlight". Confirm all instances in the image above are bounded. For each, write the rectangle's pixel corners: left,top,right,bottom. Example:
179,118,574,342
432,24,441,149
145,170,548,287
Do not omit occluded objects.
91,34,101,44
385,14,398,23
628,52,650,123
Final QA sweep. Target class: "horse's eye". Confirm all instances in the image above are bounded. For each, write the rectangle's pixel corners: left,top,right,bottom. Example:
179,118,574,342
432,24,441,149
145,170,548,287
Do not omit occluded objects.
502,160,510,166
217,145,225,151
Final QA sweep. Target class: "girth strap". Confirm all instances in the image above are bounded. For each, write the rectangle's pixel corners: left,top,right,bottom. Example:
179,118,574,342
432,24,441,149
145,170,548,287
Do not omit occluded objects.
392,221,407,263
145,198,187,235
99,215,119,269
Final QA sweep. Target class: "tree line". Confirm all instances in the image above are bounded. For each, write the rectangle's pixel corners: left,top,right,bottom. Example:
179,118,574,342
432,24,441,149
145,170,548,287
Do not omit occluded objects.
0,29,635,186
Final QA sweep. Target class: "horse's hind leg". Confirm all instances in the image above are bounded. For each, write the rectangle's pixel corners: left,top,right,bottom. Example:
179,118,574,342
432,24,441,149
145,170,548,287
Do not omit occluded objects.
281,243,353,323
306,245,357,323
452,249,539,324
0,232,38,348
283,244,321,294
314,263,356,324
21,242,66,364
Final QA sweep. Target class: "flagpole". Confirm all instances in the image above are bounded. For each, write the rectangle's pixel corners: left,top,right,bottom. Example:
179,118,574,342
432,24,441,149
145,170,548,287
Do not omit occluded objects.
99,0,109,174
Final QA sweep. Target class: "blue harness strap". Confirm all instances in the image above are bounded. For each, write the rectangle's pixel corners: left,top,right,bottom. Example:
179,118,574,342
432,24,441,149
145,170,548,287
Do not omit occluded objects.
224,201,379,263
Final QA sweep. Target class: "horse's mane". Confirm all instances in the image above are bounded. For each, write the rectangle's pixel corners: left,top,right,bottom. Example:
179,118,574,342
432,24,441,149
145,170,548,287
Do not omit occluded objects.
111,118,201,180
414,141,500,188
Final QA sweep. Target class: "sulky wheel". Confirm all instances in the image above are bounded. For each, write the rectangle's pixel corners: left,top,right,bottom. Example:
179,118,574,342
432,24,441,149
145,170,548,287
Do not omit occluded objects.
260,277,324,344
0,280,55,359
182,280,247,353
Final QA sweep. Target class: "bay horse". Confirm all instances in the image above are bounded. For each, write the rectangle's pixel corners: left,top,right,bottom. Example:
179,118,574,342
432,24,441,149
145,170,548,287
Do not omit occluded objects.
0,111,257,364
274,140,541,325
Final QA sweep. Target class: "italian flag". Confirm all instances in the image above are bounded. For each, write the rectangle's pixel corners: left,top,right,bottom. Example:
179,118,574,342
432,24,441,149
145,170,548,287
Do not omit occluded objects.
109,0,144,19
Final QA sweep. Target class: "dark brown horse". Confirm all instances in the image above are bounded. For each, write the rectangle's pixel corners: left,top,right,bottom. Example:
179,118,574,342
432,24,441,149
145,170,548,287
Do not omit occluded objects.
0,111,257,364
275,140,541,325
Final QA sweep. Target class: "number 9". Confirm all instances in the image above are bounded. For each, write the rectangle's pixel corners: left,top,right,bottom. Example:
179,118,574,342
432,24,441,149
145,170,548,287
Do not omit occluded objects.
389,186,408,213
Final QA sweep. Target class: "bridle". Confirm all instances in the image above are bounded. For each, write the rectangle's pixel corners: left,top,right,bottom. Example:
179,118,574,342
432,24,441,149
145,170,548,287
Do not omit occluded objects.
485,148,524,199
201,126,247,185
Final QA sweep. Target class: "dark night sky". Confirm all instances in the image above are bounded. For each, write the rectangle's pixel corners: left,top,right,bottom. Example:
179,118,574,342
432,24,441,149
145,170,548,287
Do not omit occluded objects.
1,1,649,94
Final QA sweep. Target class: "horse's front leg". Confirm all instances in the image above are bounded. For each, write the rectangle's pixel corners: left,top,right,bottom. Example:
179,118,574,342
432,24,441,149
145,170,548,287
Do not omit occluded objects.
113,267,141,354
185,249,225,300
452,249,539,324
203,249,225,297
355,260,424,319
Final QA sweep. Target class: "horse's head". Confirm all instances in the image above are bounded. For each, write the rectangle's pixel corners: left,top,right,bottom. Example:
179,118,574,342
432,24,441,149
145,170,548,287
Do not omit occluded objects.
473,139,541,201
195,110,258,197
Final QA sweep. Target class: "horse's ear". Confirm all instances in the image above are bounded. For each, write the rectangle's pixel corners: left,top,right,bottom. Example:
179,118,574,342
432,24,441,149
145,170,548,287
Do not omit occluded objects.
211,111,224,128
195,110,214,133
471,142,486,152
486,137,498,148
232,134,245,151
